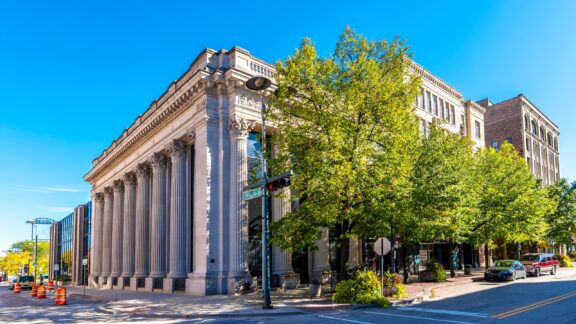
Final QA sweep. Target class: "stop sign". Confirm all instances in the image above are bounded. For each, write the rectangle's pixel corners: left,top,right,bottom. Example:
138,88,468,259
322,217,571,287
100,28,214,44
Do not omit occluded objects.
374,237,391,256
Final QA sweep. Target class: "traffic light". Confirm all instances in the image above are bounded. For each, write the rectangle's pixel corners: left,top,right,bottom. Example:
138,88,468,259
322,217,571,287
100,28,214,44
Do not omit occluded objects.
24,264,29,274
266,177,291,192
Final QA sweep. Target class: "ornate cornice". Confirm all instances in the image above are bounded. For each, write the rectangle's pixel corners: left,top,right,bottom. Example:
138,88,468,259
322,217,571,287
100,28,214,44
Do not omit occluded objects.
228,114,256,137
166,140,186,159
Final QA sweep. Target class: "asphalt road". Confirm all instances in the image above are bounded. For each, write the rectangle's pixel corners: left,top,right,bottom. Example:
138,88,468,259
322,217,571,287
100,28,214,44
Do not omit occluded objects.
2,272,576,323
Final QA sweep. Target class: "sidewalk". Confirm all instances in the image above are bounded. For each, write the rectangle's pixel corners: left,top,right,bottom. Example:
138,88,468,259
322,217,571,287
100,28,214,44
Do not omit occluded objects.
61,271,487,319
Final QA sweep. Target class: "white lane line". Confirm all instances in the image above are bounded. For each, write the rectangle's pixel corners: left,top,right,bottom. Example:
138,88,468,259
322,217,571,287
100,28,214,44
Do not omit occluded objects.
317,315,373,324
364,311,475,324
396,307,490,318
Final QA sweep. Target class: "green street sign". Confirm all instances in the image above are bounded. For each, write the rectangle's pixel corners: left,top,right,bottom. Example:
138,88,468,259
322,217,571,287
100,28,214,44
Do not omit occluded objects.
33,262,38,267
242,188,262,201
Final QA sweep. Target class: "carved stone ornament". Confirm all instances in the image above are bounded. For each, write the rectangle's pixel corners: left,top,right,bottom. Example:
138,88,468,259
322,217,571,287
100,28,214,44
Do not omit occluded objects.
104,186,114,197
166,140,186,158
135,162,151,178
149,153,167,169
123,172,137,185
228,115,256,137
94,192,104,202
185,129,196,143
113,179,124,193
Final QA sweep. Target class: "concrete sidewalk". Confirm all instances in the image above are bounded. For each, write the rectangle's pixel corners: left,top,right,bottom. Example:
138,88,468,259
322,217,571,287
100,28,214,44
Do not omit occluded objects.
60,271,489,319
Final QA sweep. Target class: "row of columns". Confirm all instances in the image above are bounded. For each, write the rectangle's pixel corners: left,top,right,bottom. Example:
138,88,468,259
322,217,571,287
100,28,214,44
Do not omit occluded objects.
90,139,189,292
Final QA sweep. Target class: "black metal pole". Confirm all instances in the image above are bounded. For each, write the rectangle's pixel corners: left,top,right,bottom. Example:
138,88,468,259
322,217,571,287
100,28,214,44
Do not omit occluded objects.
261,101,272,309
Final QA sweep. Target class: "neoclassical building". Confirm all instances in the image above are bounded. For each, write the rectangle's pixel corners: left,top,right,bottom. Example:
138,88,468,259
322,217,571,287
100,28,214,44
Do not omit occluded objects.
85,46,488,295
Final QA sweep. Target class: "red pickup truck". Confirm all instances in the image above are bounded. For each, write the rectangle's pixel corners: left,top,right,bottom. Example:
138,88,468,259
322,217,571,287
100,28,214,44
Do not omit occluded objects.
520,253,559,277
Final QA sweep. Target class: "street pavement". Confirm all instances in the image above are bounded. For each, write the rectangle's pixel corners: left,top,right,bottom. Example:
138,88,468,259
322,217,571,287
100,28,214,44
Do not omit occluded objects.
1,267,576,323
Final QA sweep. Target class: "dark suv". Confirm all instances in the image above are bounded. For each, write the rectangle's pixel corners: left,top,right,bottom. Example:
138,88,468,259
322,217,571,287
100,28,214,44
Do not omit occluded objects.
8,275,35,290
520,253,559,277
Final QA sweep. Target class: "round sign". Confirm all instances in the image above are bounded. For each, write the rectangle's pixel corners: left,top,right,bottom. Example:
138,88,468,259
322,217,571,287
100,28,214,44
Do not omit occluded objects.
374,237,391,256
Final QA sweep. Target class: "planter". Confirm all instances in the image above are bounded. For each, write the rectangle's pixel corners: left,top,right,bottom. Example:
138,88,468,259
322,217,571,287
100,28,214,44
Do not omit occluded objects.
382,286,395,297
464,264,472,275
309,284,322,298
419,270,437,282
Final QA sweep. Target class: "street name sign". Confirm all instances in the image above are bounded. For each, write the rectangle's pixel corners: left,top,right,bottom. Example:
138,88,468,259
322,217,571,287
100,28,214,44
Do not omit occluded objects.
242,187,262,201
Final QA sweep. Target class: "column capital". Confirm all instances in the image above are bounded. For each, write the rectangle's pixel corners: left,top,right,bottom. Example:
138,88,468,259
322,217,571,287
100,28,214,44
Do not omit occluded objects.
149,153,167,169
113,180,124,193
184,128,195,144
94,192,104,202
104,186,114,198
124,172,137,185
135,162,151,178
228,114,255,138
166,140,186,159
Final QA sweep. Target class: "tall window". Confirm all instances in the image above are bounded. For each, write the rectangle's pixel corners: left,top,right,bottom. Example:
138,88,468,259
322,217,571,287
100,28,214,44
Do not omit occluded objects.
491,141,499,149
540,127,545,140
547,133,552,146
526,138,530,152
419,119,426,136
439,99,445,119
451,106,456,125
425,91,431,113
531,120,537,135
474,120,481,139
247,132,263,183
417,88,424,110
524,115,529,130
432,95,438,116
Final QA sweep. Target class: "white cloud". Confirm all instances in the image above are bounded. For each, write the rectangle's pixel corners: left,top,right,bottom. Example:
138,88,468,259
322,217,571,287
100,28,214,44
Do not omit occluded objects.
26,186,83,193
35,206,74,213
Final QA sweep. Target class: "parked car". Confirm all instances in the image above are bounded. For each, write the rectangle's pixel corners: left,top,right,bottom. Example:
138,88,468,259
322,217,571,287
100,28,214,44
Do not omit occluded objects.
485,260,527,281
8,275,35,290
520,253,559,277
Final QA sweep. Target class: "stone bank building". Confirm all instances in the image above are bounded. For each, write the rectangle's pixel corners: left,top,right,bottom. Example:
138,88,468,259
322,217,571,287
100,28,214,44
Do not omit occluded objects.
85,46,487,295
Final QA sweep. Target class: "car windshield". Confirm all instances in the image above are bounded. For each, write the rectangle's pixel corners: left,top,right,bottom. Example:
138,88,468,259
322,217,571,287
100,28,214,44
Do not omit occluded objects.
521,255,540,262
494,261,513,268
19,276,33,282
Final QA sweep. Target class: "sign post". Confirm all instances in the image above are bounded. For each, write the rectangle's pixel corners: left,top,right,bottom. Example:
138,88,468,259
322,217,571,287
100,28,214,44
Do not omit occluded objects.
374,237,391,296
82,258,88,295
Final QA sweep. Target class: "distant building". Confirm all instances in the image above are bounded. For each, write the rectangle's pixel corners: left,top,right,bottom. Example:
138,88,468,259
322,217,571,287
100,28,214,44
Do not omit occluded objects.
49,202,91,285
480,94,560,186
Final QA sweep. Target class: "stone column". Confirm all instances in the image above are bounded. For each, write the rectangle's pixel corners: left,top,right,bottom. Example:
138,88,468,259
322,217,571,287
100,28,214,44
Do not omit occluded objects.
90,192,104,287
100,187,114,288
165,140,187,292
272,188,297,289
110,180,124,287
120,172,136,289
348,237,360,269
146,153,167,291
312,228,330,281
132,163,150,290
226,116,253,292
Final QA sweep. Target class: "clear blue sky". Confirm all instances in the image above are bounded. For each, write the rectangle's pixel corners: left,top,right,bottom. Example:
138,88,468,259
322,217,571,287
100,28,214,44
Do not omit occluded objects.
1,0,574,253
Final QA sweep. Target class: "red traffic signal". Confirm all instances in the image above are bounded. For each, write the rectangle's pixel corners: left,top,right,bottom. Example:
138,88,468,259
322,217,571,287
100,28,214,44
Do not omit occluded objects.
266,177,291,192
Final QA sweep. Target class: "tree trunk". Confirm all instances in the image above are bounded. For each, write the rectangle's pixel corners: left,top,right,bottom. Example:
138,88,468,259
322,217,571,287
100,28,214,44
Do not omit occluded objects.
401,245,409,284
484,244,490,269
449,241,455,278
334,221,350,281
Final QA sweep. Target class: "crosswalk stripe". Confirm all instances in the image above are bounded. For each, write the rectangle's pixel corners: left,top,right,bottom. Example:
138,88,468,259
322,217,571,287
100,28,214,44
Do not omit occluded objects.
364,311,475,324
396,306,490,318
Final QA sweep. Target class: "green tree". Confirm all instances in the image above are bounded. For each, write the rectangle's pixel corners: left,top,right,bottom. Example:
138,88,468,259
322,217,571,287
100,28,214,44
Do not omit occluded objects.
10,240,50,275
467,142,552,268
546,178,576,246
405,122,474,280
269,27,420,278
0,250,32,276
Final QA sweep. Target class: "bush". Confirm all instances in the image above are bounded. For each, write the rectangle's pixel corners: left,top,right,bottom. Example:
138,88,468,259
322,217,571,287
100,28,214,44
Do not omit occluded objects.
428,259,447,282
393,283,408,299
381,271,407,299
332,270,390,308
557,254,573,268
568,251,576,260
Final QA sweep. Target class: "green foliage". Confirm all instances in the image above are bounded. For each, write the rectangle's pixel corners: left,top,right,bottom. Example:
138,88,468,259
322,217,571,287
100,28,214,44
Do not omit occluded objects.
428,259,447,282
568,251,576,260
381,270,402,287
0,240,50,276
557,254,573,268
546,179,576,245
393,283,408,299
332,270,390,307
269,27,420,252
0,250,32,276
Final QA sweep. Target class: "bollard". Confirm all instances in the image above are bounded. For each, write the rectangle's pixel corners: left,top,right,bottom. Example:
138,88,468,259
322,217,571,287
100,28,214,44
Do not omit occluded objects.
47,280,54,291
37,285,46,299
13,282,22,294
55,287,67,305
31,283,38,297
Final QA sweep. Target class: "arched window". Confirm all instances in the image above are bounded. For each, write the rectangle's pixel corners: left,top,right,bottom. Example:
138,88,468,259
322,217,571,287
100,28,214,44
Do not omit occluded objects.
540,127,545,140
524,115,529,130
531,120,537,135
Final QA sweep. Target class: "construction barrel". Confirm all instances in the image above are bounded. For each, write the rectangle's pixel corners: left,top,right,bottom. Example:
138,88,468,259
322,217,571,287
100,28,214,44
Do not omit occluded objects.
37,285,46,299
55,287,67,305
47,280,54,291
31,283,38,297
13,282,22,293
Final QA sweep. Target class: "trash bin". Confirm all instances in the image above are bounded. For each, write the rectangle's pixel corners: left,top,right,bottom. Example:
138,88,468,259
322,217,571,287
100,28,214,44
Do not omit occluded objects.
464,264,472,275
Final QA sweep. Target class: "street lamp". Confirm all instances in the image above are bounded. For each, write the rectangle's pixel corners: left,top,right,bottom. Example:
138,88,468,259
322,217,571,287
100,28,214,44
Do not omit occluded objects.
25,219,38,281
246,75,273,310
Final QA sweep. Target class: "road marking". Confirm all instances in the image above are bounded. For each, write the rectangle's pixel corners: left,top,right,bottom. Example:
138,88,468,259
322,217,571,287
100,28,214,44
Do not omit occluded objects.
364,311,474,324
397,307,490,318
493,290,576,319
317,315,373,324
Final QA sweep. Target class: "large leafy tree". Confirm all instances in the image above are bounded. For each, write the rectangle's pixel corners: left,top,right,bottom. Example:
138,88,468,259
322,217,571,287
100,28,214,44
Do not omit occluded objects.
269,27,420,277
468,142,552,268
546,178,576,246
0,240,50,276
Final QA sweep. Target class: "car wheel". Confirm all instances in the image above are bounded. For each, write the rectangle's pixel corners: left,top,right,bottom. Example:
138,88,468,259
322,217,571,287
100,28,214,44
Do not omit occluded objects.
551,266,557,275
535,269,540,277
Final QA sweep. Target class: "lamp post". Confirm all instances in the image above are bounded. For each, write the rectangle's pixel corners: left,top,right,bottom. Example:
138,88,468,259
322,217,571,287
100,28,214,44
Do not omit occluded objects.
246,75,273,310
25,219,38,281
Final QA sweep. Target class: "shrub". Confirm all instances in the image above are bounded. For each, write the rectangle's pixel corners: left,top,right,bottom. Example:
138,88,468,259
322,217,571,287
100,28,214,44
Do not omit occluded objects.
568,251,576,260
428,259,447,282
393,283,408,299
557,254,573,268
332,270,390,308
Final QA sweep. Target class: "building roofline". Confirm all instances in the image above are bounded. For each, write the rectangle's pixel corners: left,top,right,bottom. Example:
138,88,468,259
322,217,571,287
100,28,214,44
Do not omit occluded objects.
410,60,463,99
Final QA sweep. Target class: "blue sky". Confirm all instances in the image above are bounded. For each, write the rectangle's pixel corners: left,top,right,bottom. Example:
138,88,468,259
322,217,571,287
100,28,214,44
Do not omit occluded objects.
1,0,574,253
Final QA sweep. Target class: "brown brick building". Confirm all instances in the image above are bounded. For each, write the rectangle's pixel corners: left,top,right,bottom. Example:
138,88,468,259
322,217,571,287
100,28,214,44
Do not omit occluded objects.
479,94,560,186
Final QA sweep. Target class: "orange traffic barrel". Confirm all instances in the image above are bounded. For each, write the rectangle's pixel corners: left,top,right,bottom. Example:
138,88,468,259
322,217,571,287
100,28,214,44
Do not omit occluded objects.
13,282,22,293
55,287,67,305
47,280,54,291
31,283,38,297
37,285,46,299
